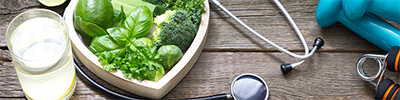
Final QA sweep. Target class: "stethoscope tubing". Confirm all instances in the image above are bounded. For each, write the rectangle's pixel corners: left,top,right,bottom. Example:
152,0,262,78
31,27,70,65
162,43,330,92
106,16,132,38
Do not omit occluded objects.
211,0,319,68
74,62,142,100
75,62,233,100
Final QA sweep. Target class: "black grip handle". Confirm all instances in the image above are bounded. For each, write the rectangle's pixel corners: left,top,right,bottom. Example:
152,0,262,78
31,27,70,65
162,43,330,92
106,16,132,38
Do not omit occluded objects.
375,78,400,100
386,46,400,72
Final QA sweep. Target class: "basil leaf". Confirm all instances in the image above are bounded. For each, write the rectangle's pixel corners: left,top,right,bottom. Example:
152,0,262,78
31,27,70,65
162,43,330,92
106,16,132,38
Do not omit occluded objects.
89,35,121,53
123,6,153,38
73,17,91,45
74,16,108,38
112,6,127,27
107,27,130,46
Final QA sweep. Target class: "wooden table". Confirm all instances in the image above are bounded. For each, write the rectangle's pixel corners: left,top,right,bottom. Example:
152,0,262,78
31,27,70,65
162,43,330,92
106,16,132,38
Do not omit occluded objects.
1,0,399,99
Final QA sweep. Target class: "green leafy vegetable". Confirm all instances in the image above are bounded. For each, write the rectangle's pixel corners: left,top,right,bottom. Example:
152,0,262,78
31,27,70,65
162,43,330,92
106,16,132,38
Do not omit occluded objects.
74,16,108,37
106,27,130,47
99,45,164,81
75,0,206,82
96,48,127,66
119,45,163,81
112,6,127,27
143,0,205,21
157,45,183,69
89,35,121,53
89,6,163,81
122,6,154,38
133,37,154,47
106,6,153,46
74,16,108,45
152,10,198,51
112,0,156,16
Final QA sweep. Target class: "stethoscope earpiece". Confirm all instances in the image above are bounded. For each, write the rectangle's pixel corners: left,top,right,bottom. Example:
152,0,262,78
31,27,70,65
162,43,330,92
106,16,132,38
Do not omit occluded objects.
313,37,325,49
281,37,324,75
281,64,292,75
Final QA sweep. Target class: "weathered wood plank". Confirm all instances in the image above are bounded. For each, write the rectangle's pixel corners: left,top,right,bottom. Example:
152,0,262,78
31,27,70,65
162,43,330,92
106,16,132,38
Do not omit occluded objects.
0,0,398,99
0,0,390,52
205,0,387,52
164,52,397,99
2,52,392,99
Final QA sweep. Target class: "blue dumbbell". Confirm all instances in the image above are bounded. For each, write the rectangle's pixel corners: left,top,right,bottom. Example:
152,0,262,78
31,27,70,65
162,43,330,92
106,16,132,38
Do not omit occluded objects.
316,0,400,52
342,0,400,23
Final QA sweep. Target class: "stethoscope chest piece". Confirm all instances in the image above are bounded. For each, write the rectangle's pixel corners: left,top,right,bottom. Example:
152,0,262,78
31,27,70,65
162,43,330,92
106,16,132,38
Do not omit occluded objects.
231,73,269,100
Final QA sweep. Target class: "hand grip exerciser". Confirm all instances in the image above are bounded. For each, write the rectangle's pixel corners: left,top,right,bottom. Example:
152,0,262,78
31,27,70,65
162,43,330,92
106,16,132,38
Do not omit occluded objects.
357,46,400,99
375,78,400,100
316,0,400,52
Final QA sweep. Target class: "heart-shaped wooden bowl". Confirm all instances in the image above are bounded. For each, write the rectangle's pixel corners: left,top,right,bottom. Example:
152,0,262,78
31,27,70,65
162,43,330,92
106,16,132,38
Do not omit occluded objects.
63,0,210,99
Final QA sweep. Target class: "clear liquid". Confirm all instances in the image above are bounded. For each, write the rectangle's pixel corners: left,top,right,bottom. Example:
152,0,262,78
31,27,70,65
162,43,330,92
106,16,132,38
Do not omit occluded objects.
10,17,76,100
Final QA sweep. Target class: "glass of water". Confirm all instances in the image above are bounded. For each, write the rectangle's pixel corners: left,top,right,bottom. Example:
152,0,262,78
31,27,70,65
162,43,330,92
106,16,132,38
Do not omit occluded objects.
6,9,76,100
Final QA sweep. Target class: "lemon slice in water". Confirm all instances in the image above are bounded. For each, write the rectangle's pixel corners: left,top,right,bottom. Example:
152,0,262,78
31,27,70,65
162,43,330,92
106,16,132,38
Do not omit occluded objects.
38,0,67,7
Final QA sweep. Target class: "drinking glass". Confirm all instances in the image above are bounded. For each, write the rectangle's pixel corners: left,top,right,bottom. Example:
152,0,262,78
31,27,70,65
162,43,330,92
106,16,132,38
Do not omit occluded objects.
6,9,76,100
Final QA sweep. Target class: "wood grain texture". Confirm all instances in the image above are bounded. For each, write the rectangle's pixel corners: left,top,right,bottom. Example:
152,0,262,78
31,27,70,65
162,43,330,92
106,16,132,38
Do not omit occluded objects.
1,0,399,99
204,0,387,52
3,52,397,99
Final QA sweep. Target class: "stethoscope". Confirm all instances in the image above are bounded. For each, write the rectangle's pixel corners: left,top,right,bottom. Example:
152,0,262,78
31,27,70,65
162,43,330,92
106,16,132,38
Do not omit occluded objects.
211,0,324,75
75,62,269,99
71,0,324,99
356,46,400,99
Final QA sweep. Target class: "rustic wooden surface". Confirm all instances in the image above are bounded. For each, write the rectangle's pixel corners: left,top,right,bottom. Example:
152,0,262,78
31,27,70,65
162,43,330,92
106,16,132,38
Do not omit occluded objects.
1,0,399,99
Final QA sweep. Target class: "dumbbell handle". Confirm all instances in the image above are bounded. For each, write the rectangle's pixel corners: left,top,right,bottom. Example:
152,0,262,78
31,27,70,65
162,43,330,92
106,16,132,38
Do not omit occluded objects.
376,78,400,100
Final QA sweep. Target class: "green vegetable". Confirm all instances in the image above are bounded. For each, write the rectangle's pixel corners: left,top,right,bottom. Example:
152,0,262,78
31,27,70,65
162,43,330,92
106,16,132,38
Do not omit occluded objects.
89,6,163,81
133,37,154,47
123,6,153,38
74,16,108,45
180,0,206,26
89,35,121,53
146,66,165,82
112,0,156,16
74,0,206,82
74,0,114,45
75,0,114,29
112,6,127,27
152,10,198,51
141,0,167,16
99,45,164,81
106,6,153,46
96,48,127,67
157,45,183,69
119,45,163,81
143,0,205,23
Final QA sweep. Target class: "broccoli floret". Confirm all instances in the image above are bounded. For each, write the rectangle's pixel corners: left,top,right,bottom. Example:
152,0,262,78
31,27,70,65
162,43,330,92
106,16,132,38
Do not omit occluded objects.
152,10,198,52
